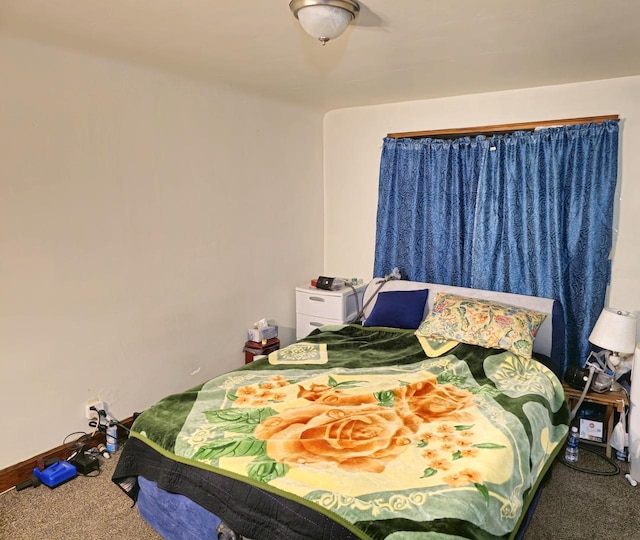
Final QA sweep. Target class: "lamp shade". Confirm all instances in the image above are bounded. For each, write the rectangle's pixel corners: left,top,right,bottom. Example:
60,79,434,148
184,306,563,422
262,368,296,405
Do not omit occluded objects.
589,308,637,354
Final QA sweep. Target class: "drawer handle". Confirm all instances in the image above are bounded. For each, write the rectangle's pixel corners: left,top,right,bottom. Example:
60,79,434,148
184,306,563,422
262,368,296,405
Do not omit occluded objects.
309,321,324,327
309,296,326,302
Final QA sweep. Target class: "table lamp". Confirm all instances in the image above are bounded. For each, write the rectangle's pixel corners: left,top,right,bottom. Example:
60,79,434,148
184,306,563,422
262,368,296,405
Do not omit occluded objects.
588,307,637,381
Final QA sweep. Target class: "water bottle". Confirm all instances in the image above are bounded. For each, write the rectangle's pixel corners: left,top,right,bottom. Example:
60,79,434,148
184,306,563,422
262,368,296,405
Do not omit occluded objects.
106,423,118,453
565,426,579,463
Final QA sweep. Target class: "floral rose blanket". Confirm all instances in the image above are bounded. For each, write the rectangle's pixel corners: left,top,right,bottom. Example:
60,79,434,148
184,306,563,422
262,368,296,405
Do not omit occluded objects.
126,325,569,540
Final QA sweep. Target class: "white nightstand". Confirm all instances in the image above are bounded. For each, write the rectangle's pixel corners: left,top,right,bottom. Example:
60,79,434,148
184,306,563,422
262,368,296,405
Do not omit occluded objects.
295,283,367,340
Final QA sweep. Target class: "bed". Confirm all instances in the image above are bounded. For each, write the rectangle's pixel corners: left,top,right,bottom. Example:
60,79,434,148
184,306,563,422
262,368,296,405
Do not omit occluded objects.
113,280,569,540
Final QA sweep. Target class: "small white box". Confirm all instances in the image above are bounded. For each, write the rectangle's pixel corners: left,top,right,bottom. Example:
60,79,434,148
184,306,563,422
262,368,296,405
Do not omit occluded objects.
579,418,604,443
247,325,278,342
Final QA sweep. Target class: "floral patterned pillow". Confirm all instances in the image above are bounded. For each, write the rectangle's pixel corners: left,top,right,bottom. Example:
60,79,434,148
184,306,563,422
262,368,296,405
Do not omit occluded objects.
415,292,547,359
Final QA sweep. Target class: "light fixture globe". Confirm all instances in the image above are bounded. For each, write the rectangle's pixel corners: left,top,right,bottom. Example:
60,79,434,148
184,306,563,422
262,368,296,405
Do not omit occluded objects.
290,0,360,45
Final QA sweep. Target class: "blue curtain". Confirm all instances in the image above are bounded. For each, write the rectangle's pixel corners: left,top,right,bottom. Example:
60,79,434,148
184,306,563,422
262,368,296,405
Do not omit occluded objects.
374,121,619,373
374,136,488,286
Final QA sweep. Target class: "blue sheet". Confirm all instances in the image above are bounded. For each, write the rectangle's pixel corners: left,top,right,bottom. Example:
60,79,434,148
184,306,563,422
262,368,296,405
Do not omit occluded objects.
138,476,221,539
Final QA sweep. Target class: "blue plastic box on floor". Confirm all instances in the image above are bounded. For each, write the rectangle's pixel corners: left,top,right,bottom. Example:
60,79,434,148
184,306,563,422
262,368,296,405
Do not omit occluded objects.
33,461,77,488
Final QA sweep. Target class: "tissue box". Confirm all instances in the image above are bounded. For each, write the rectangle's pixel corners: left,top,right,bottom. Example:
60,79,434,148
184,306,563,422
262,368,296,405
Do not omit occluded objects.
579,418,604,443
247,325,278,342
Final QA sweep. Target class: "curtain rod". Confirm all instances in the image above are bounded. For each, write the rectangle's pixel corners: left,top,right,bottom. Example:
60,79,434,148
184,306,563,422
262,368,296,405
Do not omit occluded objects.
386,115,619,139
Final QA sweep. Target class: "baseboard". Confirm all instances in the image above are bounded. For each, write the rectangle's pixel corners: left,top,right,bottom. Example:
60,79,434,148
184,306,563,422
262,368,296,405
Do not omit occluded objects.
0,416,134,493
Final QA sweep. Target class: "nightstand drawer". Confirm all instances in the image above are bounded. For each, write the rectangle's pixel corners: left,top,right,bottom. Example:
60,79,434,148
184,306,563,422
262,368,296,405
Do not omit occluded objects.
296,289,346,319
295,283,367,341
296,313,343,340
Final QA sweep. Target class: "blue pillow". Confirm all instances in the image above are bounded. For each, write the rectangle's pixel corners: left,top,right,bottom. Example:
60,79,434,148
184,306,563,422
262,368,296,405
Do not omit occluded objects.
363,289,429,329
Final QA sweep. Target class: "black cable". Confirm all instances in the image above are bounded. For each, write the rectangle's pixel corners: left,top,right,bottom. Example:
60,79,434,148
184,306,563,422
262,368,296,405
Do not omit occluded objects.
88,407,110,433
109,417,131,434
62,431,91,446
559,445,621,476
77,467,101,478
62,432,93,462
62,431,103,477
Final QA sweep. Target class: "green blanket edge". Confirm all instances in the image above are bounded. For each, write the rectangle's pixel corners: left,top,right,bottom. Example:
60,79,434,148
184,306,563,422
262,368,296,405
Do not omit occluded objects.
128,430,370,539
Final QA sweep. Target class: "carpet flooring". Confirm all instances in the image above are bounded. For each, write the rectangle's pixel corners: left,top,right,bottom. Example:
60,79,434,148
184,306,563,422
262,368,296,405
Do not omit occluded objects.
0,445,160,540
1,442,638,540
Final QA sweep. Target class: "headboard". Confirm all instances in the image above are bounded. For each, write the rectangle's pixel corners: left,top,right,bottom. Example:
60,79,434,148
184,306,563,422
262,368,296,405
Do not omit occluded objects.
362,279,565,374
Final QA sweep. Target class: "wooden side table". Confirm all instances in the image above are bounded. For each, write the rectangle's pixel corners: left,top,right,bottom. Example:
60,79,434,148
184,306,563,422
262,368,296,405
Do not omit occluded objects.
243,338,280,364
562,382,628,458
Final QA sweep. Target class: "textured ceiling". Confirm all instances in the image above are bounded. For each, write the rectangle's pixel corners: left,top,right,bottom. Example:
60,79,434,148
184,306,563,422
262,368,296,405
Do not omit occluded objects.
1,0,639,111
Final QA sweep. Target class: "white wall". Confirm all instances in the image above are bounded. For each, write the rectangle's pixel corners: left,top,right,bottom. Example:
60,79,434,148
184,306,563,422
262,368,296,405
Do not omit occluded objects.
3,34,638,472
324,77,640,325
0,35,324,469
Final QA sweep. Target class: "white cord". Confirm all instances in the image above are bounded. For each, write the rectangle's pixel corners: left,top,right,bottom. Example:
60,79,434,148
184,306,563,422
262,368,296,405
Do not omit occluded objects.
350,274,399,323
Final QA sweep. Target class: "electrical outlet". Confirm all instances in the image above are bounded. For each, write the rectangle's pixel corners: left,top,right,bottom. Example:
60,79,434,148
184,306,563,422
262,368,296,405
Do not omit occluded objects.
85,398,105,420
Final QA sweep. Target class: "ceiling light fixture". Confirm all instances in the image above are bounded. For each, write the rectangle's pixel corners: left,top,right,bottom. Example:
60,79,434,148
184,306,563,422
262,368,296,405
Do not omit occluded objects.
289,0,360,46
